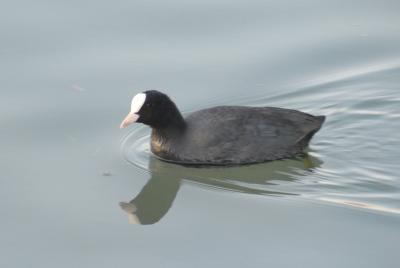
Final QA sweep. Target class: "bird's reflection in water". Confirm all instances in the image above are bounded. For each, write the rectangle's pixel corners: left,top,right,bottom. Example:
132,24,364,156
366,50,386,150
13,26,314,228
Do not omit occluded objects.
120,154,322,225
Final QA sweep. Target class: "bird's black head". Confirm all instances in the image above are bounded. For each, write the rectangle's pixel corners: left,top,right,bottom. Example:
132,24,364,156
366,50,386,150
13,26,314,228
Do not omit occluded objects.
120,90,185,130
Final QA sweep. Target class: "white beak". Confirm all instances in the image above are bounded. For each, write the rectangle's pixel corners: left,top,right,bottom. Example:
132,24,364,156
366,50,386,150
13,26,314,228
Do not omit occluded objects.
120,112,140,128
120,92,146,129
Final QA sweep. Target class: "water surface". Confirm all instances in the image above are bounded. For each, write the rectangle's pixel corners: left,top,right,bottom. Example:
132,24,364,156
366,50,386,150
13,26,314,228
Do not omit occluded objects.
1,0,400,267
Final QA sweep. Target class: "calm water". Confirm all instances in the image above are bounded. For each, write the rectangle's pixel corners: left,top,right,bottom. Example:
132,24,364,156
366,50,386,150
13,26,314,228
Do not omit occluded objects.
1,0,400,267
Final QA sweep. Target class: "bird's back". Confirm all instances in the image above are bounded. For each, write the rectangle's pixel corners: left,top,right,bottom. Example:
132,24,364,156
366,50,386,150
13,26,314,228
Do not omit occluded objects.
154,106,325,165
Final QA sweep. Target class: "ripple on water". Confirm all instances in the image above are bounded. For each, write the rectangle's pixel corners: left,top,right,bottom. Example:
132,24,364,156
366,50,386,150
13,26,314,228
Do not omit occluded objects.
121,60,400,215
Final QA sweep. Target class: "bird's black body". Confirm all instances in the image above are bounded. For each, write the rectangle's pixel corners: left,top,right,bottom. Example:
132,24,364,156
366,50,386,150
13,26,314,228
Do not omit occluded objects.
132,90,325,165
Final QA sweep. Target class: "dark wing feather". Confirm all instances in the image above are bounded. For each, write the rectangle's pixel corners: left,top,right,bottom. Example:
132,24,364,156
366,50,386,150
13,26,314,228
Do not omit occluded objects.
167,106,324,164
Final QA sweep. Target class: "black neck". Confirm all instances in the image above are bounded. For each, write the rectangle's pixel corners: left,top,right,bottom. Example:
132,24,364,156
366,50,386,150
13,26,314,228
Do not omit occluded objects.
151,103,186,139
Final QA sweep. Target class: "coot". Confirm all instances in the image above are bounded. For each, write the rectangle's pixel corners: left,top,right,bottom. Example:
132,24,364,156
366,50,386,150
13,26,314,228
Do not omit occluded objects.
120,90,325,165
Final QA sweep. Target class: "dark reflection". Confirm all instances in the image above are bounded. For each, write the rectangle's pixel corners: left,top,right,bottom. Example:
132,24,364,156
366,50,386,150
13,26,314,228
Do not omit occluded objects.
120,154,322,225
120,174,180,225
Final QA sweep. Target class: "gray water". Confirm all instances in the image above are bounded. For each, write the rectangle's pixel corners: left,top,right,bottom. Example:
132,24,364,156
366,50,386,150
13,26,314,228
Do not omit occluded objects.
1,0,400,267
